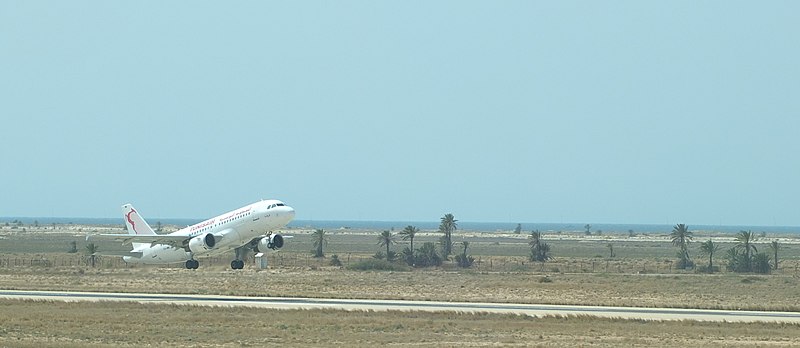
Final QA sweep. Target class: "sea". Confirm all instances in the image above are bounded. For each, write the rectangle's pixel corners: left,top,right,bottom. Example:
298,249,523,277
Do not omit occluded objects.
2,217,798,235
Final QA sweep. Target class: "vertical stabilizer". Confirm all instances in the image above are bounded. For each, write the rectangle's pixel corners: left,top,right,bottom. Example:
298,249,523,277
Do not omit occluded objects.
121,204,157,236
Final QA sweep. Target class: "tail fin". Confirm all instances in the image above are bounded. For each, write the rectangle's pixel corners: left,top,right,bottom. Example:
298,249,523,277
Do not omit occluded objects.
121,204,157,236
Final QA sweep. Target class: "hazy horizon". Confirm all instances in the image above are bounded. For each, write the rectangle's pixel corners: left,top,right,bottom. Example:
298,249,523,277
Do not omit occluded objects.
2,215,798,235
2,2,798,226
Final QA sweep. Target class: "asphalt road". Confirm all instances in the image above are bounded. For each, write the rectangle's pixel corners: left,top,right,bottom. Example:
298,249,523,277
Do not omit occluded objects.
2,289,799,323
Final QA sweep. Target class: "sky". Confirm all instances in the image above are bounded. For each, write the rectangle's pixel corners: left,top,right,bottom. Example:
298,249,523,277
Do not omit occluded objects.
1,1,798,226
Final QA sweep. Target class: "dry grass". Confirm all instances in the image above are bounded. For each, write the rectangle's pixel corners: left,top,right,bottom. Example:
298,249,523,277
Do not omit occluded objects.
2,266,800,312
2,299,800,347
3,229,800,312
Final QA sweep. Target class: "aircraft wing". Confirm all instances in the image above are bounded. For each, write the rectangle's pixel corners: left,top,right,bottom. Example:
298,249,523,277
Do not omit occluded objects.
93,250,144,258
86,234,190,247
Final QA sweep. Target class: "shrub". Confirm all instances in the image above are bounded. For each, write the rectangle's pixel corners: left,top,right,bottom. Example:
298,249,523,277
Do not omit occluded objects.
675,257,694,270
414,242,443,268
752,253,772,274
696,265,719,273
741,276,766,284
346,259,409,271
726,248,748,272
401,247,414,266
329,254,342,267
455,254,474,268
726,249,771,274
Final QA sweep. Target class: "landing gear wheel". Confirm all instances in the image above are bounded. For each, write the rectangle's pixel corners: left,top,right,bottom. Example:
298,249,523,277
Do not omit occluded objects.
185,260,199,269
230,260,244,270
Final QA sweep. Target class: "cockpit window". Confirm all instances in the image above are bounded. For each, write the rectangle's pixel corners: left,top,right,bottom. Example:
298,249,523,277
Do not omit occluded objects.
276,203,285,207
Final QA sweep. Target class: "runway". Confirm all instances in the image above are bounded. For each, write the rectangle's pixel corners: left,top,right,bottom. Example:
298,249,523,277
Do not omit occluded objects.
2,289,799,323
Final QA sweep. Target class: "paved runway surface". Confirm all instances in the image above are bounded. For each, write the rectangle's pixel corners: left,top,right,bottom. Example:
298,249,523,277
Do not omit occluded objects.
2,289,800,323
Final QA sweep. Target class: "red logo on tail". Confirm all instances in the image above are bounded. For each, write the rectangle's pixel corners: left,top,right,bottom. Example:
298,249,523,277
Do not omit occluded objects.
126,208,138,234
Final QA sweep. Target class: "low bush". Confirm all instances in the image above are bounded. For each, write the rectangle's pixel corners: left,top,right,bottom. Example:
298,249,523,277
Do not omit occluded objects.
329,255,342,267
455,254,474,268
346,259,410,271
696,265,719,273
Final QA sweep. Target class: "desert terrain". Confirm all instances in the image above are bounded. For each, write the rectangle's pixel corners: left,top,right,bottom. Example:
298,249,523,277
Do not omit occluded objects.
1,223,800,346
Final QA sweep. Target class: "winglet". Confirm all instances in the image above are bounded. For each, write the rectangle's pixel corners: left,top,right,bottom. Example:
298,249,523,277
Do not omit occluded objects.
121,204,157,236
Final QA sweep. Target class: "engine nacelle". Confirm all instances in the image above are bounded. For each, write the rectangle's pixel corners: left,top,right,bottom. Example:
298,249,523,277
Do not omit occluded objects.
188,233,216,254
256,234,284,252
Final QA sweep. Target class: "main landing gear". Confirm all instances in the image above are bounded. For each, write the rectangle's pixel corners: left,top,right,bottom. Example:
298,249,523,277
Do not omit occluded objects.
185,259,199,269
230,246,247,270
230,260,245,269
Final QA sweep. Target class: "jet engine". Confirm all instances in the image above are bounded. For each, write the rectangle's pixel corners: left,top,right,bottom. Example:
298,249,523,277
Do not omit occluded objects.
256,234,284,252
188,233,216,254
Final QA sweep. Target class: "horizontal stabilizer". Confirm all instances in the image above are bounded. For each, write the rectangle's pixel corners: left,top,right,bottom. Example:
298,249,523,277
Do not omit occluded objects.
87,233,189,247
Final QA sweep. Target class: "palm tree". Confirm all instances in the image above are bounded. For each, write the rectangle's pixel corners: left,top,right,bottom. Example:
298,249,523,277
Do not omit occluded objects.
399,225,418,256
670,224,693,250
85,242,99,268
528,230,541,250
699,239,720,272
607,243,614,258
377,230,395,259
769,240,780,270
439,213,457,257
670,224,693,267
311,229,328,258
736,230,758,270
461,241,469,255
528,230,552,262
537,243,552,262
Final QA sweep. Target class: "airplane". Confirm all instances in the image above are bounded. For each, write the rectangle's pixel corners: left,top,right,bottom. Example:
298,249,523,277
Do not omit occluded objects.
86,199,295,269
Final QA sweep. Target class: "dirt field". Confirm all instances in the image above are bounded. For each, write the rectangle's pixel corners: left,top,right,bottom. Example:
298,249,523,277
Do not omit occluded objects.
3,299,800,347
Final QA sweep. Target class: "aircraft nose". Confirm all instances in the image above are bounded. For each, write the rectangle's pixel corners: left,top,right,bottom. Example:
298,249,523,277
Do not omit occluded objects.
284,206,295,222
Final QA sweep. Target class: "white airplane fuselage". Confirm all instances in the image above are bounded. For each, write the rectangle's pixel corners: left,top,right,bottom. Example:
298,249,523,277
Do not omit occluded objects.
123,200,294,265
